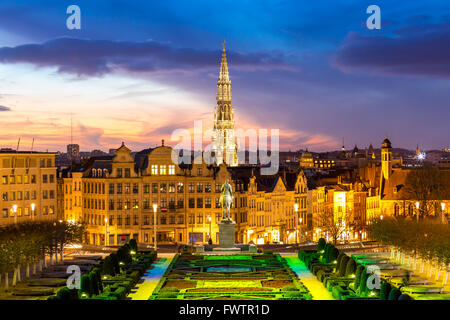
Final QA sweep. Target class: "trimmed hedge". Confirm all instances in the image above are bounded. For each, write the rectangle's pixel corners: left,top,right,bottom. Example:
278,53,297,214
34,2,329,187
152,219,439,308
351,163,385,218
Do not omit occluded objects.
380,281,391,300
354,265,365,290
344,258,356,277
358,268,369,296
317,238,326,252
129,238,138,252
398,293,412,300
336,252,347,271
338,255,350,276
78,274,92,298
388,288,401,301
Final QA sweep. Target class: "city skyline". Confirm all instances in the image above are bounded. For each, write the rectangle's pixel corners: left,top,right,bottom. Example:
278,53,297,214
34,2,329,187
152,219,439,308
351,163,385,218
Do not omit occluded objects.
1,1,450,153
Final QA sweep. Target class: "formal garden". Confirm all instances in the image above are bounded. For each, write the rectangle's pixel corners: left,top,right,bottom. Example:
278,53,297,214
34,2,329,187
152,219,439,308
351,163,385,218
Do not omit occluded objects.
150,252,312,300
49,239,157,300
298,219,450,300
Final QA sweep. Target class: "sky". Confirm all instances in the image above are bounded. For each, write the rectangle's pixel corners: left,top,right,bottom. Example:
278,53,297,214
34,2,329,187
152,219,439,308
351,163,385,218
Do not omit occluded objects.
0,0,449,152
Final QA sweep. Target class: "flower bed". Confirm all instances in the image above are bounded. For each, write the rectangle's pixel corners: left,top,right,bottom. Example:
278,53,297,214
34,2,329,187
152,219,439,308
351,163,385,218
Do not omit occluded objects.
162,280,197,290
261,280,293,288
186,288,273,293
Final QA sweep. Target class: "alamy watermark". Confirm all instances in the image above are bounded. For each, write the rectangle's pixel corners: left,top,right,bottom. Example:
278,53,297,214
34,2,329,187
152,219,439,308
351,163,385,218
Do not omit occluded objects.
66,5,81,30
366,5,381,30
66,265,81,289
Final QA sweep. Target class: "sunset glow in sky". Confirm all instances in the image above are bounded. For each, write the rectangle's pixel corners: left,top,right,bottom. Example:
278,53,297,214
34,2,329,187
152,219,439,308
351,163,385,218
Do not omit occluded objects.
1,1,450,152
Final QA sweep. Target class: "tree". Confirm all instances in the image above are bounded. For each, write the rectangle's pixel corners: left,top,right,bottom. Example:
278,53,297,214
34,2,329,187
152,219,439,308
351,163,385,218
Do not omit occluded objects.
317,206,352,244
404,163,450,219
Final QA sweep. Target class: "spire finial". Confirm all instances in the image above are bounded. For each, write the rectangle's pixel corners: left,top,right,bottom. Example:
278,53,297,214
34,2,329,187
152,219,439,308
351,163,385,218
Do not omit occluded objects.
222,40,226,49
162,139,165,146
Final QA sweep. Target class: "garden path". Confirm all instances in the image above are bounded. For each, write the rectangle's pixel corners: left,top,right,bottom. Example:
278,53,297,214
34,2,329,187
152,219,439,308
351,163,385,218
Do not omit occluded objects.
283,254,335,300
128,253,174,300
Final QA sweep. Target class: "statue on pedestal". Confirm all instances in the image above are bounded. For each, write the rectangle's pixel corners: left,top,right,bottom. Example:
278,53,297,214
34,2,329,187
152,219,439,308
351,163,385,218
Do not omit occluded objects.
219,180,233,222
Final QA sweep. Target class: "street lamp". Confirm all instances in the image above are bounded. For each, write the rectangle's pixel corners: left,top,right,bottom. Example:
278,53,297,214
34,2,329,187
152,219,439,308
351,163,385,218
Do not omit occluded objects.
12,204,18,224
299,217,303,243
415,201,420,222
31,203,35,221
294,203,299,246
441,202,446,223
104,217,108,246
153,203,158,252
208,216,212,243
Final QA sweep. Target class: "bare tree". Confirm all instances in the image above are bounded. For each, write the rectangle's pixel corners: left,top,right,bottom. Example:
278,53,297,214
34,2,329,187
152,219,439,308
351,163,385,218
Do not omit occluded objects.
404,162,450,218
317,206,352,244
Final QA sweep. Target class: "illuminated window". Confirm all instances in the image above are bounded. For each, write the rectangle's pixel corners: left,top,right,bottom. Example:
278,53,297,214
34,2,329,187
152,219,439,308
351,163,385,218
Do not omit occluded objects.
168,165,175,175
151,165,158,175
160,165,167,175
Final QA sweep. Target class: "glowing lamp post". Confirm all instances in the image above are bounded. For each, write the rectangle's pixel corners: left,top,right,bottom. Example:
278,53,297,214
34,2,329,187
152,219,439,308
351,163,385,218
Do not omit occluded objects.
31,203,36,221
12,204,18,224
441,202,446,223
294,203,299,246
299,217,303,243
153,203,158,252
415,202,420,222
208,216,212,243
104,217,108,246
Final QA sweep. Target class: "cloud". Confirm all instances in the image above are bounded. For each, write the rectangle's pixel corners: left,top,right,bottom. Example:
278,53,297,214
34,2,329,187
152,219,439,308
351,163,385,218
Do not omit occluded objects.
333,23,450,78
0,105,11,111
0,37,294,77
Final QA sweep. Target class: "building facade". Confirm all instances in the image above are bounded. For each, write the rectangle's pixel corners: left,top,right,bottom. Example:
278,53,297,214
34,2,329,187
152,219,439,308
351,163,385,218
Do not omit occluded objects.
0,150,58,225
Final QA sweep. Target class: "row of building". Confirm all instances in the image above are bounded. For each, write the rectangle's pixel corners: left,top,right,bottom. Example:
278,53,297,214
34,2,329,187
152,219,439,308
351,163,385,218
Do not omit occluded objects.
1,137,448,246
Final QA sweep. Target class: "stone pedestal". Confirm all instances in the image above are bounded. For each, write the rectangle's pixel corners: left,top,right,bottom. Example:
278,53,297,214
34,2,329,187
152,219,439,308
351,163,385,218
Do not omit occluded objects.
217,220,236,249
194,245,204,253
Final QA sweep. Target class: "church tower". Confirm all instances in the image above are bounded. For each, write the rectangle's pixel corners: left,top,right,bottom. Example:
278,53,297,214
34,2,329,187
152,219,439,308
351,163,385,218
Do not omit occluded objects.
212,41,238,166
381,136,392,180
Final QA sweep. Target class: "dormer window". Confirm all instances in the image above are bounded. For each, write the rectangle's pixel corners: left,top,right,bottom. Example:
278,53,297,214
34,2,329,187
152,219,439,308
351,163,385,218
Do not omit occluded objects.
160,165,167,175
124,168,131,178
92,169,97,177
151,165,158,175
197,168,202,176
117,168,123,178
168,165,175,175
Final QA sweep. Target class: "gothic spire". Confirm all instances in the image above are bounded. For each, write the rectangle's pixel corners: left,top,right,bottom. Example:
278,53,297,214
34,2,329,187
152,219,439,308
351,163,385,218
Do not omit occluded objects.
219,41,229,83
